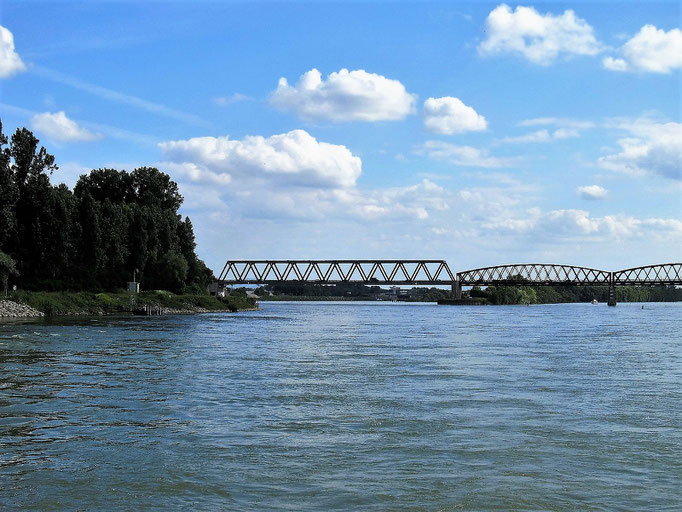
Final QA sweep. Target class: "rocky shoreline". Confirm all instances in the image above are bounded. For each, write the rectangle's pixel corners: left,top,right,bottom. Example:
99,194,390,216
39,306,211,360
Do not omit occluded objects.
0,300,45,318
0,298,260,319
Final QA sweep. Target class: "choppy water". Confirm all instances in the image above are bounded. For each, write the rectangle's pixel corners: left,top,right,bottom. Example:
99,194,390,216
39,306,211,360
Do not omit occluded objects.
1,302,681,511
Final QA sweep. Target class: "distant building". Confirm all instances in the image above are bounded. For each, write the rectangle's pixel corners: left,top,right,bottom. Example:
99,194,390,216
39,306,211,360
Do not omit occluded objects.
377,286,411,301
208,282,227,297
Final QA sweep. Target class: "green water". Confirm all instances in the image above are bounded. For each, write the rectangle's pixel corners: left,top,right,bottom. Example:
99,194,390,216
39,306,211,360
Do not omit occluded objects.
1,302,680,510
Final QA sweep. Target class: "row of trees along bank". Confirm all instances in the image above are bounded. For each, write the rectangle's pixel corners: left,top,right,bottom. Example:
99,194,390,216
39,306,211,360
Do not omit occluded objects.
0,121,214,294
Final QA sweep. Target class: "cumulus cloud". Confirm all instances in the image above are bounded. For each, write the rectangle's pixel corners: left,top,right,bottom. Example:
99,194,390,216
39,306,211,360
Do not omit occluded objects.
159,129,362,188
418,141,517,168
422,96,487,134
602,25,682,73
31,111,101,142
159,129,454,222
478,4,601,65
577,185,608,200
162,162,232,186
0,25,26,78
602,56,628,72
270,68,416,122
598,120,682,180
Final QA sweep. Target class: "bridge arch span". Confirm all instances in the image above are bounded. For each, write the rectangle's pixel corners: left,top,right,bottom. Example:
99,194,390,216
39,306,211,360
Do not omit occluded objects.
457,263,611,286
613,263,682,286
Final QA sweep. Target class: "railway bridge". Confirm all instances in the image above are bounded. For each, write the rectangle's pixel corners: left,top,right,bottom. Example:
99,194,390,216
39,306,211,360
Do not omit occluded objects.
216,260,682,306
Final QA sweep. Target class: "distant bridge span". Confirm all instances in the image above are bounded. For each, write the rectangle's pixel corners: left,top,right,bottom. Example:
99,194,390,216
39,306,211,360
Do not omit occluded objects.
216,260,682,306
218,260,456,286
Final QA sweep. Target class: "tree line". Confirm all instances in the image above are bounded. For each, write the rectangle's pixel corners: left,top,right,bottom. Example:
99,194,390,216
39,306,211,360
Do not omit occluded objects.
257,281,681,303
471,284,682,304
0,122,214,294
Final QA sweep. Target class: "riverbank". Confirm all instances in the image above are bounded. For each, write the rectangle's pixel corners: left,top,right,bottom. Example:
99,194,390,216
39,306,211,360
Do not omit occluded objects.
1,290,258,318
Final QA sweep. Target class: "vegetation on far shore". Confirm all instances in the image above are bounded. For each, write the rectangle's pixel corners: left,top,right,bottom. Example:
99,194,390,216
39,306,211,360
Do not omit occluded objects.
8,289,256,317
254,282,682,304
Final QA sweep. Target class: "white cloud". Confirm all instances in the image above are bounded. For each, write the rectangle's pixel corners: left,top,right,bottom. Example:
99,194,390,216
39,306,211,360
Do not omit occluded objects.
0,25,26,78
270,68,416,122
602,56,628,71
483,208,682,239
603,25,682,73
159,129,452,223
31,111,102,142
159,129,362,188
162,162,232,186
478,4,601,65
418,141,517,168
577,185,608,200
598,120,682,180
422,96,487,134
499,128,579,144
518,117,595,129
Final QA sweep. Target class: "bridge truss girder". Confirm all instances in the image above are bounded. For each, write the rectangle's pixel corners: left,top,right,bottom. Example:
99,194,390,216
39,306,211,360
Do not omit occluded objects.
613,263,682,286
217,260,682,288
457,264,612,287
217,260,456,286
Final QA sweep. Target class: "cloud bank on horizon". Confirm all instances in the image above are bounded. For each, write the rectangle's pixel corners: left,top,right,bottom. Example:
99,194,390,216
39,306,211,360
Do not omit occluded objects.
0,2,680,270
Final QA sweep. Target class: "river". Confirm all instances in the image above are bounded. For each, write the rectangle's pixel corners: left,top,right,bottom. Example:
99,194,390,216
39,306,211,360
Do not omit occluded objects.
1,302,681,510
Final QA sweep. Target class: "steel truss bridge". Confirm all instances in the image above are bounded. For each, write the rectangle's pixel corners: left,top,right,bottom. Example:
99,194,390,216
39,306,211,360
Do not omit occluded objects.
217,261,682,306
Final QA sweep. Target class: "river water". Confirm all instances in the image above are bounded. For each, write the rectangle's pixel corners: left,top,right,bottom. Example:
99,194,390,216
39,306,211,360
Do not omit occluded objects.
1,302,680,511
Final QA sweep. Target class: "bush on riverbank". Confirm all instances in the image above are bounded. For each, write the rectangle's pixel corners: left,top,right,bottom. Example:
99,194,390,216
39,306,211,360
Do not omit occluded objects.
8,290,257,316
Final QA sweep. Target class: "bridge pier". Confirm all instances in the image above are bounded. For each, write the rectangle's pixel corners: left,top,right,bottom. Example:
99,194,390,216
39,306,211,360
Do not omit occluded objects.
608,276,617,306
451,280,462,299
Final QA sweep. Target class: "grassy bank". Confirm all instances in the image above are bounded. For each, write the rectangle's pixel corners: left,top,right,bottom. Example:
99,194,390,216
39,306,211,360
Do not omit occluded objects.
7,290,257,316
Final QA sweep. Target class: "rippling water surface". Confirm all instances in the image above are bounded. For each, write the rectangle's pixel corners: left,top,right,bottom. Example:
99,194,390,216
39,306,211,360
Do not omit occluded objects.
1,302,681,510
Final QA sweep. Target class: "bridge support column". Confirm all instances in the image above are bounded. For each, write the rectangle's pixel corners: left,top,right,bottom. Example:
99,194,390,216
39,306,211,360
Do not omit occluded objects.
451,280,462,299
607,274,617,306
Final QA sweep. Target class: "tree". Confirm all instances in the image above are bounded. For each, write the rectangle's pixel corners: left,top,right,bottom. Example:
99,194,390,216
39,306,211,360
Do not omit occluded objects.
156,251,189,294
74,191,103,289
0,126,216,293
0,250,18,296
132,167,183,211
74,168,134,203
10,128,57,186
0,121,18,251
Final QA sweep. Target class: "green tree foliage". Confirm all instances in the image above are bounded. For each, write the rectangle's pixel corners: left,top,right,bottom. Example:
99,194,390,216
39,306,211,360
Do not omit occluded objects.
477,284,682,304
0,250,18,296
0,123,214,293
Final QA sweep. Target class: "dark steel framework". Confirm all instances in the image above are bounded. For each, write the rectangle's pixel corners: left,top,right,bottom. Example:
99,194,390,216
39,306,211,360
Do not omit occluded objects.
218,260,682,287
218,260,456,286
613,263,682,286
217,260,681,306
457,264,612,286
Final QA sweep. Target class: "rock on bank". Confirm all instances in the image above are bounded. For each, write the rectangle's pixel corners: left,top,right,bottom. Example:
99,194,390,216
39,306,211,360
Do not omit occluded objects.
0,300,45,318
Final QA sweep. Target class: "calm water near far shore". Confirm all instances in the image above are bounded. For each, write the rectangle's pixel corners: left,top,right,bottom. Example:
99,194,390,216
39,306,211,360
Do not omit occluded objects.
1,302,681,510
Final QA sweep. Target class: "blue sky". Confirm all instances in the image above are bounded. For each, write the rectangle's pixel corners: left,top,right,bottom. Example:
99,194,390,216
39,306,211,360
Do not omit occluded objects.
1,1,680,273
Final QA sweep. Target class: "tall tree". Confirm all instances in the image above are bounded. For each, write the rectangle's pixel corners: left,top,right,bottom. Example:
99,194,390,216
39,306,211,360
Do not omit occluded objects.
0,121,18,251
0,250,18,296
